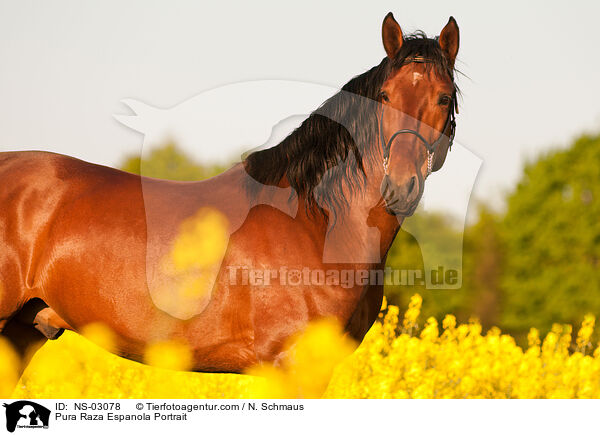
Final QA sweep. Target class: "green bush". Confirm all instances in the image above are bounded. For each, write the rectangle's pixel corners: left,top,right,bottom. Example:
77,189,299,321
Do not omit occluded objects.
500,133,600,335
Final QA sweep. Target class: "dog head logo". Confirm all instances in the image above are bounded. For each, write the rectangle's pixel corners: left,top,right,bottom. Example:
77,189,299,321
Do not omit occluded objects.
3,401,50,432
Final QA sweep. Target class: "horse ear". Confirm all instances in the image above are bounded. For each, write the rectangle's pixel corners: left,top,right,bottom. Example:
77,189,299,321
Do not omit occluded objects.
439,17,459,69
382,12,403,59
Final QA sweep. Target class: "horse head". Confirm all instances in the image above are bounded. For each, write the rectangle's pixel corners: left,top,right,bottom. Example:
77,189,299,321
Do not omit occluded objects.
378,13,459,216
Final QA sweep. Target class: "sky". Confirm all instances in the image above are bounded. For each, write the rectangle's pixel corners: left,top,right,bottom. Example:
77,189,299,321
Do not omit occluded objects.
1,0,599,219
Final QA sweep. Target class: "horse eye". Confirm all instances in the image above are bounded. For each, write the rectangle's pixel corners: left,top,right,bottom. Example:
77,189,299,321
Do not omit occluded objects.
438,95,451,106
380,92,390,102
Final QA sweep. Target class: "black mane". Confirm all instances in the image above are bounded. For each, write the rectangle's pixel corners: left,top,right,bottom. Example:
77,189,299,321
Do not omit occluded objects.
244,32,456,217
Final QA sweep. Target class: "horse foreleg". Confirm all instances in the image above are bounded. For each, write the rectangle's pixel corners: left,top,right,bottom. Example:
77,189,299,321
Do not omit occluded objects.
13,299,70,340
0,299,68,393
0,318,48,392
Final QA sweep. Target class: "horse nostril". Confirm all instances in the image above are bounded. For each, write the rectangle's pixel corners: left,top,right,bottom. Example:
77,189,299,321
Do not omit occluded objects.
407,176,416,196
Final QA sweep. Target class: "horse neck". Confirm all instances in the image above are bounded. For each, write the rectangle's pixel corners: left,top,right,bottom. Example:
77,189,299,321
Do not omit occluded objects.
292,151,403,267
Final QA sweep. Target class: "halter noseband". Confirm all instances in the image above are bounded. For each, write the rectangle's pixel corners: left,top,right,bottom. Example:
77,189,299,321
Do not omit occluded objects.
379,56,457,177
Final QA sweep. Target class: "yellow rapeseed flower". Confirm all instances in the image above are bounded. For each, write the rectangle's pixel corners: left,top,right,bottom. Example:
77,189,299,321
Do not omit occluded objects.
4,295,599,399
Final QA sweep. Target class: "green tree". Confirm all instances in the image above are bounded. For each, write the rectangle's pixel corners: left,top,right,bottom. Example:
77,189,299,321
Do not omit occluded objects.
385,211,469,322
120,141,226,181
500,133,600,335
461,205,504,329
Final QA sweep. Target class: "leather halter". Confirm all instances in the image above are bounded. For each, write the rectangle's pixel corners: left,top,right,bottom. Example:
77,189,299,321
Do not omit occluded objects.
379,56,457,177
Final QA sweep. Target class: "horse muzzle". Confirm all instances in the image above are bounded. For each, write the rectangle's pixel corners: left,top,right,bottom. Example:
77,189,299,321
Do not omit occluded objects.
380,174,422,216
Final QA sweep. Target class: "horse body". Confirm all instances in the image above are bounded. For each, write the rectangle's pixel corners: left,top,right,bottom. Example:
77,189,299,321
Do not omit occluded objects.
0,151,393,372
0,13,460,380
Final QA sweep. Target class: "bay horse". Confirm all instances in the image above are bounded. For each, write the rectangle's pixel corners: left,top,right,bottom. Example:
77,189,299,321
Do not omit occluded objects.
0,13,459,383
